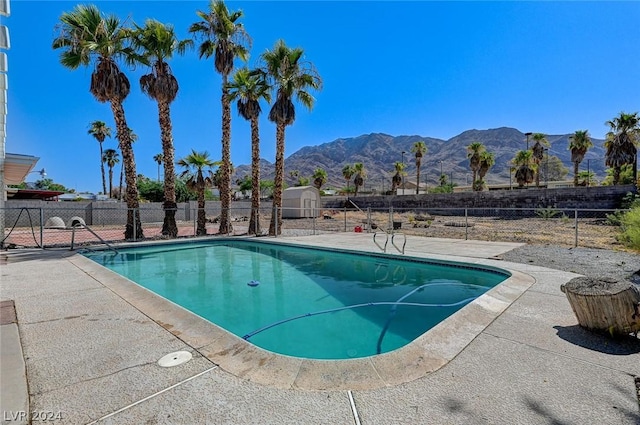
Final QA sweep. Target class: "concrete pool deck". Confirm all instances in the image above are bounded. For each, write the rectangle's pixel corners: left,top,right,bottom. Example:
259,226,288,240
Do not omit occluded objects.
1,234,639,424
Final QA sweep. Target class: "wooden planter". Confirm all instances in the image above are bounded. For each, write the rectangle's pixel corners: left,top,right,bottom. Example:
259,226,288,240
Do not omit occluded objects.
561,277,640,336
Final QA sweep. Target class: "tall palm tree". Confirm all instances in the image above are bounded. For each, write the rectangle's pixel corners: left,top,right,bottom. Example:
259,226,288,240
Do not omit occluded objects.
512,150,535,187
477,151,495,191
411,140,428,195
119,128,138,201
391,161,406,192
227,67,271,235
353,162,366,197
466,141,485,190
262,40,322,235
88,120,111,195
312,168,327,190
568,130,593,187
53,4,143,239
131,19,193,237
342,164,355,195
605,112,640,185
178,150,219,236
189,0,250,234
102,148,120,198
531,133,549,187
153,153,164,181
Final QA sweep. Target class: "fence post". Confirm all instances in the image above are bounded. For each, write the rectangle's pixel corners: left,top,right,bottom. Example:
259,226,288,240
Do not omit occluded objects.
193,208,196,236
390,206,394,233
39,208,44,249
574,209,578,247
343,206,347,232
367,207,371,233
313,208,316,235
465,208,468,240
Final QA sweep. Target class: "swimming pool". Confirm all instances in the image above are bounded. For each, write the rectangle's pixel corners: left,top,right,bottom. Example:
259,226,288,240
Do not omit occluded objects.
85,240,509,360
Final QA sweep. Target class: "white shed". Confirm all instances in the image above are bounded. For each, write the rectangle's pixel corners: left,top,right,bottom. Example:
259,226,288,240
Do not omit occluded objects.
282,186,321,218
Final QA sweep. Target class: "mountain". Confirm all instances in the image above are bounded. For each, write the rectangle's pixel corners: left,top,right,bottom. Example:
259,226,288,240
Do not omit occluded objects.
233,127,607,190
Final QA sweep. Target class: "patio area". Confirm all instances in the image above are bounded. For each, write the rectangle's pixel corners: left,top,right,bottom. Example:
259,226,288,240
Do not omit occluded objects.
1,234,639,424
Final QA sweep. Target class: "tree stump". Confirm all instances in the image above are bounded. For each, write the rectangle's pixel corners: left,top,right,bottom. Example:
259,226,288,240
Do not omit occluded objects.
561,277,640,336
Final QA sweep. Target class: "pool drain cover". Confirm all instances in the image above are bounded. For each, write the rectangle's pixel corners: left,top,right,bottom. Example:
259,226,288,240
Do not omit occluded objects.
158,351,192,368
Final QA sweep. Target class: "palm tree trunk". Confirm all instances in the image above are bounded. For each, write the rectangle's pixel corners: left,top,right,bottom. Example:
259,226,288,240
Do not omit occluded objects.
573,161,579,187
415,159,421,195
158,101,178,237
219,77,233,234
197,178,207,236
633,151,638,186
111,101,143,240
269,122,285,235
99,143,107,196
108,167,113,198
614,166,621,185
118,163,124,201
249,116,261,235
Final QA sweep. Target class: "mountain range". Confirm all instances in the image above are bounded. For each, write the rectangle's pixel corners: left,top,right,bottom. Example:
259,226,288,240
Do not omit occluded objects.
234,127,607,190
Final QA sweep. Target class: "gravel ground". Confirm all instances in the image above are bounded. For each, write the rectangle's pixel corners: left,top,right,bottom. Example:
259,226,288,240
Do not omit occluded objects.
498,245,640,282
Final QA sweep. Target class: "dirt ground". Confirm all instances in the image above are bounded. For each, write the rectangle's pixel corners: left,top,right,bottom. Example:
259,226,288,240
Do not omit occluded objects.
284,211,631,252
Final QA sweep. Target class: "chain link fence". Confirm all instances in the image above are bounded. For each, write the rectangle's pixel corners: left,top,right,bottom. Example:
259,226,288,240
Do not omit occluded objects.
0,205,628,250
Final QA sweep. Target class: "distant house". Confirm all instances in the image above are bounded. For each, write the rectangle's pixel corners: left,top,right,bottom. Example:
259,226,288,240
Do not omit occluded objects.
282,186,321,218
59,192,96,201
396,180,428,195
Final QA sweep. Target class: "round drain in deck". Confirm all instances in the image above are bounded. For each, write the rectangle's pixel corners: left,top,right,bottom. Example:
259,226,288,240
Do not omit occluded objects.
158,351,192,367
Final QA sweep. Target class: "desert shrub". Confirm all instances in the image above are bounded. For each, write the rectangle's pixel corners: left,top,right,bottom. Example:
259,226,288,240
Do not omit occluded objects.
605,192,640,226
618,206,640,250
535,206,559,220
620,192,640,209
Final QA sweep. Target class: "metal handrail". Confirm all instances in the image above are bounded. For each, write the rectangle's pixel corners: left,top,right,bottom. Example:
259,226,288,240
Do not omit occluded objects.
391,232,407,254
70,224,119,254
372,229,389,252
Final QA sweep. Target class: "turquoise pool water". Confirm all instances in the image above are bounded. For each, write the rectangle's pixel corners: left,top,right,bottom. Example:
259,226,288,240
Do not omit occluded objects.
85,240,509,359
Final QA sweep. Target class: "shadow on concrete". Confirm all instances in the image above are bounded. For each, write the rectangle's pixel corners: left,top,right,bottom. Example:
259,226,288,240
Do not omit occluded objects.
524,397,573,425
0,248,75,265
554,325,640,355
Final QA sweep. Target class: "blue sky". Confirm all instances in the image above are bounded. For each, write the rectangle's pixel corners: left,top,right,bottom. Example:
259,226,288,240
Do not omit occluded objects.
4,1,640,193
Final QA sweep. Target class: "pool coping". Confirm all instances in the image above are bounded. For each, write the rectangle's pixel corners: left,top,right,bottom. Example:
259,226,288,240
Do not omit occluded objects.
70,237,535,391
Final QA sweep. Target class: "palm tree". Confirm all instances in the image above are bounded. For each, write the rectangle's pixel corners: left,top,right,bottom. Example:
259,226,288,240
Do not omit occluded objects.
568,130,593,187
605,112,640,185
466,141,485,191
477,151,495,191
391,161,406,193
531,133,549,187
53,4,143,239
227,67,271,235
411,140,428,195
512,150,535,187
178,150,219,236
131,19,193,238
189,0,250,235
102,148,120,198
342,164,355,195
88,120,111,195
353,162,366,197
119,128,138,201
312,168,327,190
261,40,322,235
153,153,164,181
